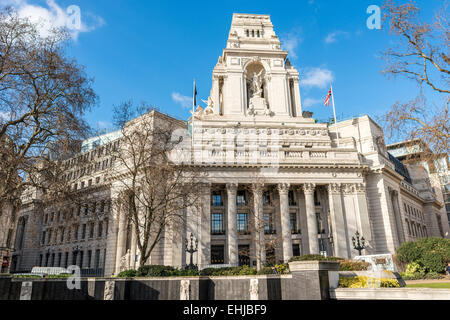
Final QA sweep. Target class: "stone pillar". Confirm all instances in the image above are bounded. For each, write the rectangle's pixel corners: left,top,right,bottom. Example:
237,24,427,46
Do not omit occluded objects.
355,184,373,249
114,208,127,275
252,184,266,268
288,261,340,300
278,183,293,262
199,183,211,269
226,183,238,266
292,78,302,117
328,183,349,258
129,223,137,269
304,183,319,254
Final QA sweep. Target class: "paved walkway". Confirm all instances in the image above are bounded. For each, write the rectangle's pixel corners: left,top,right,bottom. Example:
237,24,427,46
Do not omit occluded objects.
405,278,450,284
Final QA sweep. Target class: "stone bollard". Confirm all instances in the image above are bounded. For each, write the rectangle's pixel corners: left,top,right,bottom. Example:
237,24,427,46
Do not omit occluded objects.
249,279,259,300
104,280,115,300
20,282,33,301
180,280,190,300
288,261,340,300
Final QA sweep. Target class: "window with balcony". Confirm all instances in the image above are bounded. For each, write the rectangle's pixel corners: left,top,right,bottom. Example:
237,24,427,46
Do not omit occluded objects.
211,245,225,265
211,213,225,235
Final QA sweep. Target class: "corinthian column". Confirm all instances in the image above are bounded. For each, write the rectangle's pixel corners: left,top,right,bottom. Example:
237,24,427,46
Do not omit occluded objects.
226,183,238,266
252,184,266,269
278,183,293,262
303,183,319,254
328,183,349,258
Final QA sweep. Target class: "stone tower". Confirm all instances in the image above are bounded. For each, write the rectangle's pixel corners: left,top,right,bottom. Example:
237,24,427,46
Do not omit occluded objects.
203,14,304,119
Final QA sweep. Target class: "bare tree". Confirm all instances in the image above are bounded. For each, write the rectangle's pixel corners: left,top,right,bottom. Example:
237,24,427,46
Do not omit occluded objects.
380,0,449,158
0,7,97,218
242,175,282,271
110,102,206,270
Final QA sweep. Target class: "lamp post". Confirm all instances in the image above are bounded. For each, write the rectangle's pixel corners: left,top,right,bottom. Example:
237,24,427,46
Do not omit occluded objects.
352,231,366,256
185,233,198,271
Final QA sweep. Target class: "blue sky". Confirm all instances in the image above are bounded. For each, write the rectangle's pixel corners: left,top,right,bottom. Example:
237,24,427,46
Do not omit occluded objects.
3,0,444,138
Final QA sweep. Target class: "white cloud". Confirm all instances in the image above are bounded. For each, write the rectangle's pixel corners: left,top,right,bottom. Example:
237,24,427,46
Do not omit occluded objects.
2,0,105,40
280,28,302,60
172,92,192,109
301,67,334,88
303,98,323,108
324,31,349,44
96,121,112,129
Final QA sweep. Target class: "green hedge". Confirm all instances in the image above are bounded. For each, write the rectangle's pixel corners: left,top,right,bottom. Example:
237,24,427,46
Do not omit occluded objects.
289,254,344,262
117,264,291,278
288,255,370,271
396,238,450,273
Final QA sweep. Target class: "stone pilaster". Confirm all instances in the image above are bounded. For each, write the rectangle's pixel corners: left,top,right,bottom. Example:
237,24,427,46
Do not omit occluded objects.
114,209,127,274
328,183,349,258
226,183,238,266
199,183,211,269
252,184,266,268
303,183,319,254
278,183,293,262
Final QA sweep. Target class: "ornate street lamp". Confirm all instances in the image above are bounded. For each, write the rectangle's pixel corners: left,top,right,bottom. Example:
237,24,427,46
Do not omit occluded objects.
352,231,366,256
185,233,198,271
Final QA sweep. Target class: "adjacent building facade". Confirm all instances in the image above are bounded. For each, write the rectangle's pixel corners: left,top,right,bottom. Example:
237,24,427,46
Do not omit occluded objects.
9,14,449,276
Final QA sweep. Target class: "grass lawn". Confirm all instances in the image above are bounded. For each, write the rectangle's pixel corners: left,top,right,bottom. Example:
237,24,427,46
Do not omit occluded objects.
406,283,450,289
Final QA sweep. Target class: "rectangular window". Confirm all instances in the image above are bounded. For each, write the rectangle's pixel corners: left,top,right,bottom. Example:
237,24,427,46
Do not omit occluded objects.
89,223,94,239
288,190,296,206
238,245,250,267
237,191,246,206
264,213,275,234
98,222,103,238
88,250,92,269
212,192,223,207
82,224,86,240
211,213,224,235
95,249,100,269
58,253,62,267
263,192,271,206
237,213,248,233
79,251,84,268
64,252,69,268
290,213,299,234
293,244,301,257
211,245,225,265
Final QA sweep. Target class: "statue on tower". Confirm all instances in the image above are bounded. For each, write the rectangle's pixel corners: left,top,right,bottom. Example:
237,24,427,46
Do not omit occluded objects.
251,70,264,98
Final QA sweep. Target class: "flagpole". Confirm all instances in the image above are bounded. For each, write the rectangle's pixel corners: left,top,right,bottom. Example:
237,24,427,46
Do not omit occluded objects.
331,84,340,147
192,79,196,149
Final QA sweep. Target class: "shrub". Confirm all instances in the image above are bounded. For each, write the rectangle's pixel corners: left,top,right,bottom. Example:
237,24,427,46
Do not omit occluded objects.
137,265,177,277
339,260,371,271
404,262,426,277
117,270,138,278
396,238,450,273
400,272,444,281
339,276,400,288
289,255,344,262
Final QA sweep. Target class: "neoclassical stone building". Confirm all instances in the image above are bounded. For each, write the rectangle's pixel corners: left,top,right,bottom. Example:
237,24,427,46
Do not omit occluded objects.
10,14,449,276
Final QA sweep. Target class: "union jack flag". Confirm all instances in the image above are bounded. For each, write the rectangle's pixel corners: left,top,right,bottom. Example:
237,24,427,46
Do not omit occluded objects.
324,87,332,107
